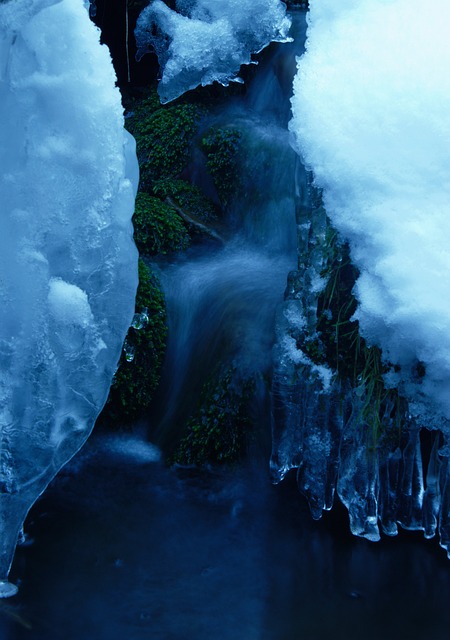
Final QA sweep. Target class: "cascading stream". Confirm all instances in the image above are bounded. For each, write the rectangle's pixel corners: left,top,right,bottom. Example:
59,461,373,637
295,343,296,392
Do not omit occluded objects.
149,12,308,454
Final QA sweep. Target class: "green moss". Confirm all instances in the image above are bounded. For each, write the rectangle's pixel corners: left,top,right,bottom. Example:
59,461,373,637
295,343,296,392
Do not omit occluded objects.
126,94,206,189
170,368,255,465
125,90,161,117
315,240,360,377
100,260,167,425
133,191,189,255
201,127,241,206
152,178,218,223
308,231,405,443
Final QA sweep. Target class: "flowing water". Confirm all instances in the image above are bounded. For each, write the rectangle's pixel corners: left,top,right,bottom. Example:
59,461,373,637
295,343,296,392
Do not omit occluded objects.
150,13,306,447
2,10,450,640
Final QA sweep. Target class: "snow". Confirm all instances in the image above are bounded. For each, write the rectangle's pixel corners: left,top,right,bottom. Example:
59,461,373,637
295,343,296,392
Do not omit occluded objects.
0,0,138,589
290,0,450,426
135,0,292,103
47,279,94,328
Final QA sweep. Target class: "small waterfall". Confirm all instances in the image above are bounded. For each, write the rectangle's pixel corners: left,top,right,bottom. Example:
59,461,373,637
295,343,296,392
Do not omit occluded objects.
146,5,450,558
154,245,294,442
150,13,307,454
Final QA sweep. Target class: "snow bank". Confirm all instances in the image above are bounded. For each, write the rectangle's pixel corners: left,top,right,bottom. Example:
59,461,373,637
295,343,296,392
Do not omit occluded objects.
290,0,450,426
135,0,291,103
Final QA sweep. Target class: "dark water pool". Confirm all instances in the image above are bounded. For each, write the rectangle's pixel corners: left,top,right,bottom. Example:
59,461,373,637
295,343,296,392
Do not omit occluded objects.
2,432,450,640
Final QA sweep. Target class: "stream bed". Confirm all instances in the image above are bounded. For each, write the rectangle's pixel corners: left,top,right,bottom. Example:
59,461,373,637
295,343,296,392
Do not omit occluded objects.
3,432,450,640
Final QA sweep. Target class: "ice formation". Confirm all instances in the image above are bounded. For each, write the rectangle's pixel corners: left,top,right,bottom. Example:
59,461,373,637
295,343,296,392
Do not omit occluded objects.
135,0,292,103
290,0,450,426
271,0,450,554
0,0,138,595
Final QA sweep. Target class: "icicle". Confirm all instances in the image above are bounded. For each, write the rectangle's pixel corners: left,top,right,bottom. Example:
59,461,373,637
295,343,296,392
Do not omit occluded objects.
125,0,130,83
422,430,442,539
296,385,343,519
396,427,424,531
337,400,380,542
270,344,304,483
377,396,402,536
438,454,450,558
378,446,401,537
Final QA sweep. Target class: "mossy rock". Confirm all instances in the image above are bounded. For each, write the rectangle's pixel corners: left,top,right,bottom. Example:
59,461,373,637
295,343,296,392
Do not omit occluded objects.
152,178,218,224
126,94,206,188
201,127,241,207
100,259,167,426
133,191,189,256
170,368,255,466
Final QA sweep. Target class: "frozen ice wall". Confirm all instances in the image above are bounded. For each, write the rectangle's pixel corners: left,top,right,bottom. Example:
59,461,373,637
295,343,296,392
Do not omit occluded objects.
290,0,450,428
135,0,292,103
0,0,138,595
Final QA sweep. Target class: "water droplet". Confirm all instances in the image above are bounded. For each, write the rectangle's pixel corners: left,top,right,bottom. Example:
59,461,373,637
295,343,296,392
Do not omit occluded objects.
123,340,135,362
131,307,149,330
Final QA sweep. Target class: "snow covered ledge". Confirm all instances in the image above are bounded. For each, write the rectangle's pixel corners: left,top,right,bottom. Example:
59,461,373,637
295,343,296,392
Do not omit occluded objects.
290,0,450,429
0,0,138,596
135,0,292,103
